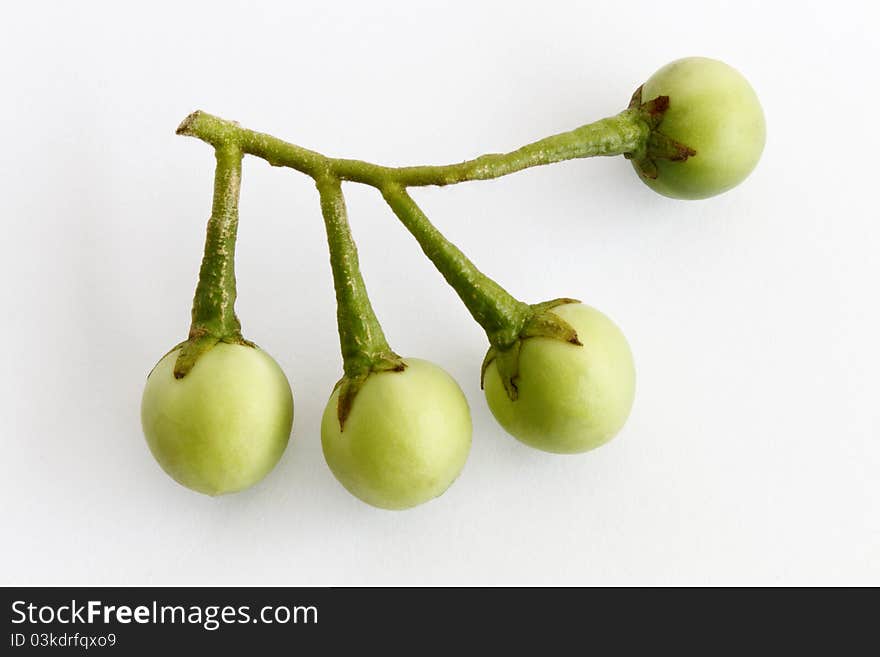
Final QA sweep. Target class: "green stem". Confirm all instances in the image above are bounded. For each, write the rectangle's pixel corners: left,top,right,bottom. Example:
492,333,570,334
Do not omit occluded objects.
172,142,247,378
176,105,638,390
176,108,650,189
173,100,668,391
316,175,401,379
189,142,244,341
178,111,330,179
178,108,637,352
381,184,529,349
382,109,649,186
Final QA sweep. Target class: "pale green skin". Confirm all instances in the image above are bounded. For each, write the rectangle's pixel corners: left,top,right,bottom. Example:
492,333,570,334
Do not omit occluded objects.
485,304,635,454
141,343,294,496
321,358,471,510
639,57,766,200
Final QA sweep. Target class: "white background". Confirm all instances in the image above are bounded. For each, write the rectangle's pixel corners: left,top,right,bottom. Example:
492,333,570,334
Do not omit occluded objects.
2,0,877,586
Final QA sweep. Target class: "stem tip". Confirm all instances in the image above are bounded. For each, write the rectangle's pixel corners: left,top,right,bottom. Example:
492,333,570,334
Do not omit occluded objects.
176,110,203,136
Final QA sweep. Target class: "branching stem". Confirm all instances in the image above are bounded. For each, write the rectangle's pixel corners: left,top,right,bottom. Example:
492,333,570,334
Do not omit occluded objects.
174,103,658,393
176,108,650,189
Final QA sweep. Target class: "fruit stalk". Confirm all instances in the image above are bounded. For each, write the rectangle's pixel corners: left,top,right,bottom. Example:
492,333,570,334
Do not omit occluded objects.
385,109,650,186
189,143,244,341
316,175,405,426
379,184,584,400
174,142,249,378
380,184,529,349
